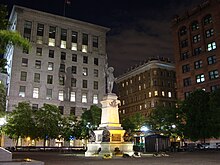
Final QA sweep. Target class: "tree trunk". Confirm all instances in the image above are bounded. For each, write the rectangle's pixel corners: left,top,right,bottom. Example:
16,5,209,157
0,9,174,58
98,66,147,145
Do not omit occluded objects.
43,138,46,151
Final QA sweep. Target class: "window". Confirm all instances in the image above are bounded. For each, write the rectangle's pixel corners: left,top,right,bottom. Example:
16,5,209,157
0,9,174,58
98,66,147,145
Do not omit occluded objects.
70,107,75,115
194,60,202,69
71,78,76,87
48,62,54,71
93,94,98,104
72,66,77,74
196,74,205,83
204,14,212,25
19,86,26,97
59,64,65,72
82,93,87,103
35,60,41,69
34,73,40,83
20,71,27,81
70,91,76,102
207,55,216,65
194,47,202,55
92,36,98,48
59,75,65,85
183,77,191,87
205,29,214,38
179,26,187,36
21,58,28,67
168,92,172,98
72,54,77,62
82,67,88,76
32,104,38,111
184,92,191,99
47,75,53,84
36,23,44,44
149,92,152,97
61,52,66,60
33,87,39,98
180,52,189,60
94,81,98,90
60,28,67,49
48,26,56,46
83,56,88,64
59,106,64,115
58,90,64,101
182,64,190,73
154,91,158,96
94,69,98,77
23,21,32,40
94,58,98,65
193,34,201,43
191,21,199,31
82,80,87,88
49,50,54,58
46,88,52,100
207,42,216,51
209,70,219,80
36,47,42,56
181,39,188,48
82,33,88,52
211,85,219,92
71,31,78,51
162,91,165,96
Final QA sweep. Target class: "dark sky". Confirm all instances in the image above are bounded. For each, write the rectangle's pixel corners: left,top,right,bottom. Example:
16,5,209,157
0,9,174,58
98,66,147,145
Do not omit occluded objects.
2,0,202,76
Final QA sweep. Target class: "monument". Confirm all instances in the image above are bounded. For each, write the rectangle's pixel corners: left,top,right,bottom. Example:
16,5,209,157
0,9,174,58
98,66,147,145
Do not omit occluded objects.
85,66,134,157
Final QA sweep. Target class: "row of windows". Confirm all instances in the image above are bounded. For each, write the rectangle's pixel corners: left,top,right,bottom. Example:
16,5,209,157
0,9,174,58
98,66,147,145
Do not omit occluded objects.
24,21,99,52
179,14,212,36
180,41,217,60
21,59,99,77
19,86,99,104
20,71,99,89
183,70,219,87
182,55,217,73
24,47,99,65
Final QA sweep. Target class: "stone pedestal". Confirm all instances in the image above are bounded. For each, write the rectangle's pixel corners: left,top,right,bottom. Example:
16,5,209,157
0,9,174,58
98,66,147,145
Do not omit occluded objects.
85,93,134,157
0,147,12,161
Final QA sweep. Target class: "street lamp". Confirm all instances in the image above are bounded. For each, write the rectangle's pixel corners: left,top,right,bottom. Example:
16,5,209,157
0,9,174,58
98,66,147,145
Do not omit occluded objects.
140,126,149,153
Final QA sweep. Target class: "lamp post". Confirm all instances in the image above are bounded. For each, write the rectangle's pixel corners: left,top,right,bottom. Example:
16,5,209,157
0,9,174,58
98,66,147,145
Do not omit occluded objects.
140,126,149,153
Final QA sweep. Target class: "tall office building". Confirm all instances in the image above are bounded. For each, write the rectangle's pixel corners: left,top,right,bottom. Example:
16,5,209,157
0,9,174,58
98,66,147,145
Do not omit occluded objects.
171,0,220,100
5,5,109,117
115,58,176,119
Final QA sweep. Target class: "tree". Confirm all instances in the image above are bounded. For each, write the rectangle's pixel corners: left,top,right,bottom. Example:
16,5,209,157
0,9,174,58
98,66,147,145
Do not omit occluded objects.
121,117,136,132
0,83,6,116
209,88,220,138
34,104,62,148
3,102,35,147
181,90,212,142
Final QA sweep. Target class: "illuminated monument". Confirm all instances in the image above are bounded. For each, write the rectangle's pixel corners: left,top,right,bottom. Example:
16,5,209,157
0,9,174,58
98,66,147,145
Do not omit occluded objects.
85,67,134,157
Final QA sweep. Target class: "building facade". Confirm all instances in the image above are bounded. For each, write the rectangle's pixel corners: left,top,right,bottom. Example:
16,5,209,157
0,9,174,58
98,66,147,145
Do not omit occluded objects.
5,5,109,117
115,58,176,119
171,0,220,100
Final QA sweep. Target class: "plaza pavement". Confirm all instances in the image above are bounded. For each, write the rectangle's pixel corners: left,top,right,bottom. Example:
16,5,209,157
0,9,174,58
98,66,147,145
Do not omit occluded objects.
12,150,220,165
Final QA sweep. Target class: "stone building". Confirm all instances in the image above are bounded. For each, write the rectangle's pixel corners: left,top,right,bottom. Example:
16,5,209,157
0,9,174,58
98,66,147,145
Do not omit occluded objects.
3,5,109,147
115,58,176,119
171,0,220,100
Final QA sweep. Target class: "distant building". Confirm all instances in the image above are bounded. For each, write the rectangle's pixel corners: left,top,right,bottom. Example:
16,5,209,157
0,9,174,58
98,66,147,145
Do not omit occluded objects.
171,0,220,100
3,5,109,147
115,58,177,119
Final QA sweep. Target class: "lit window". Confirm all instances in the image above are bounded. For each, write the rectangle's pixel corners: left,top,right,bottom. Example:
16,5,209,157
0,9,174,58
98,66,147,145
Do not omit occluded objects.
196,74,205,83
209,70,219,80
82,67,88,76
82,33,88,53
33,87,39,98
122,83,124,87
191,21,199,31
162,91,165,96
58,90,64,101
205,29,214,38
36,23,44,44
93,94,98,104
149,92,152,97
82,93,87,103
139,105,142,110
168,92,172,98
130,79,133,84
19,86,26,97
154,91,158,96
70,91,76,102
193,34,201,43
48,26,56,46
139,85,141,91
34,73,40,83
71,31,78,51
60,28,67,49
48,62,54,71
59,75,65,85
46,88,52,100
36,47,42,56
207,42,217,51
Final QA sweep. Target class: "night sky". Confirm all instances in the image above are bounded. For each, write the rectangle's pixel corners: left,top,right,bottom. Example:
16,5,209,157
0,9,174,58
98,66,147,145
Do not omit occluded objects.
2,0,202,76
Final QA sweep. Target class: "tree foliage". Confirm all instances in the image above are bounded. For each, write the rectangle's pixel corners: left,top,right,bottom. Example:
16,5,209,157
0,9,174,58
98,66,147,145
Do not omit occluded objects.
181,90,212,142
0,83,6,116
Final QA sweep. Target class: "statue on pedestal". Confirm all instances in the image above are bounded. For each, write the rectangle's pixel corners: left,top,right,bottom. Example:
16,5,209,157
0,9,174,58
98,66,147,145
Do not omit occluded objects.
105,65,115,94
102,127,110,142
88,130,96,142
